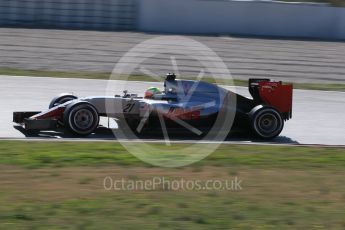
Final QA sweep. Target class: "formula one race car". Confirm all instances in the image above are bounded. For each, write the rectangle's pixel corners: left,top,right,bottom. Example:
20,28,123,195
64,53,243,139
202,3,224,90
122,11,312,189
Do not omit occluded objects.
13,74,293,139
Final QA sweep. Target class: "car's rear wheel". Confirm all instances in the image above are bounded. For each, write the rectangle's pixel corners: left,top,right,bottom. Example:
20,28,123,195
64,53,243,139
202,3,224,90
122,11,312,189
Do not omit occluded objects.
63,101,99,136
49,93,78,109
250,106,284,139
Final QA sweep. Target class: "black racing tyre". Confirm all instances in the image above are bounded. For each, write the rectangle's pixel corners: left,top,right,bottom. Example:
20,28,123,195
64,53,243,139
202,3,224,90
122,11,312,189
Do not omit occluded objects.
49,93,78,109
249,105,284,139
63,101,99,136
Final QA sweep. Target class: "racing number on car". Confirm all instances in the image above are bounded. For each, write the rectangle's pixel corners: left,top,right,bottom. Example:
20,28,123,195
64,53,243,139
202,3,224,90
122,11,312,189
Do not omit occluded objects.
123,103,135,113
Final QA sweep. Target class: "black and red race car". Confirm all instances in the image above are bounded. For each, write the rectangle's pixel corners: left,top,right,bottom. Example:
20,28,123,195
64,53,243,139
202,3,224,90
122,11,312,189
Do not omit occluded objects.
13,74,293,139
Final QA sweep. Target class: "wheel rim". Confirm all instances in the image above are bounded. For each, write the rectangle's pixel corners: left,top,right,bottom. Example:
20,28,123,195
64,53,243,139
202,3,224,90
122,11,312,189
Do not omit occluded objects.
73,109,94,130
257,113,278,135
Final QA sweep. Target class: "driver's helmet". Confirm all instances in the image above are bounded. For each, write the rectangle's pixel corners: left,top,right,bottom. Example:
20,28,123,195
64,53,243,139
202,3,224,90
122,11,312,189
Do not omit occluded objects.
144,87,161,99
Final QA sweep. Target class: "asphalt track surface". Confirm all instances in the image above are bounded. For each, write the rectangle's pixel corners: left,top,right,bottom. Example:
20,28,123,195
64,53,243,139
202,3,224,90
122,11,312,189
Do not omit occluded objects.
1,76,344,146
1,28,345,84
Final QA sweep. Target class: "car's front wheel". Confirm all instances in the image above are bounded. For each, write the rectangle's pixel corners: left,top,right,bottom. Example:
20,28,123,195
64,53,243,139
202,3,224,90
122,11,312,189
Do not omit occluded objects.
63,101,99,136
250,105,284,139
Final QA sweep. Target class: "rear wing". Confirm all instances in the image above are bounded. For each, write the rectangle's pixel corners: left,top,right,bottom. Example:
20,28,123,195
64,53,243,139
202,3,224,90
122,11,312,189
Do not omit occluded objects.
249,79,293,120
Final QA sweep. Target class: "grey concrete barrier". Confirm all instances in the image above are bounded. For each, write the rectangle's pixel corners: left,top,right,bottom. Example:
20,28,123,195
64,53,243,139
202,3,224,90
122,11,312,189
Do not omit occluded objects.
0,0,137,30
138,0,345,40
1,0,344,40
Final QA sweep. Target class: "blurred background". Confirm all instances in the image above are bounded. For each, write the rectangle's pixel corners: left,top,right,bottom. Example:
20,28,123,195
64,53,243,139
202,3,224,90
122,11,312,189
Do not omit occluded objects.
0,0,344,39
0,0,345,84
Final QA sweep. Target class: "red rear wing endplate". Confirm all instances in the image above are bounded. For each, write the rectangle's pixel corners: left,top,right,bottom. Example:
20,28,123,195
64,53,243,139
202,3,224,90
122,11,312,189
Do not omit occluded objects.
258,81,293,119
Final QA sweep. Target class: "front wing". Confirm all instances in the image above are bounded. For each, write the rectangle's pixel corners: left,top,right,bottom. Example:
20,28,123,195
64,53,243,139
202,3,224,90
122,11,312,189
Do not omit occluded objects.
13,111,58,130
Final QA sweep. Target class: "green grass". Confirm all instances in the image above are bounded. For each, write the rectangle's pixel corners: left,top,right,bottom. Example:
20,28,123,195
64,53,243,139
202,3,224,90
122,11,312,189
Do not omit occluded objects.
1,67,345,92
0,67,111,80
1,191,345,229
0,141,344,169
1,141,345,229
